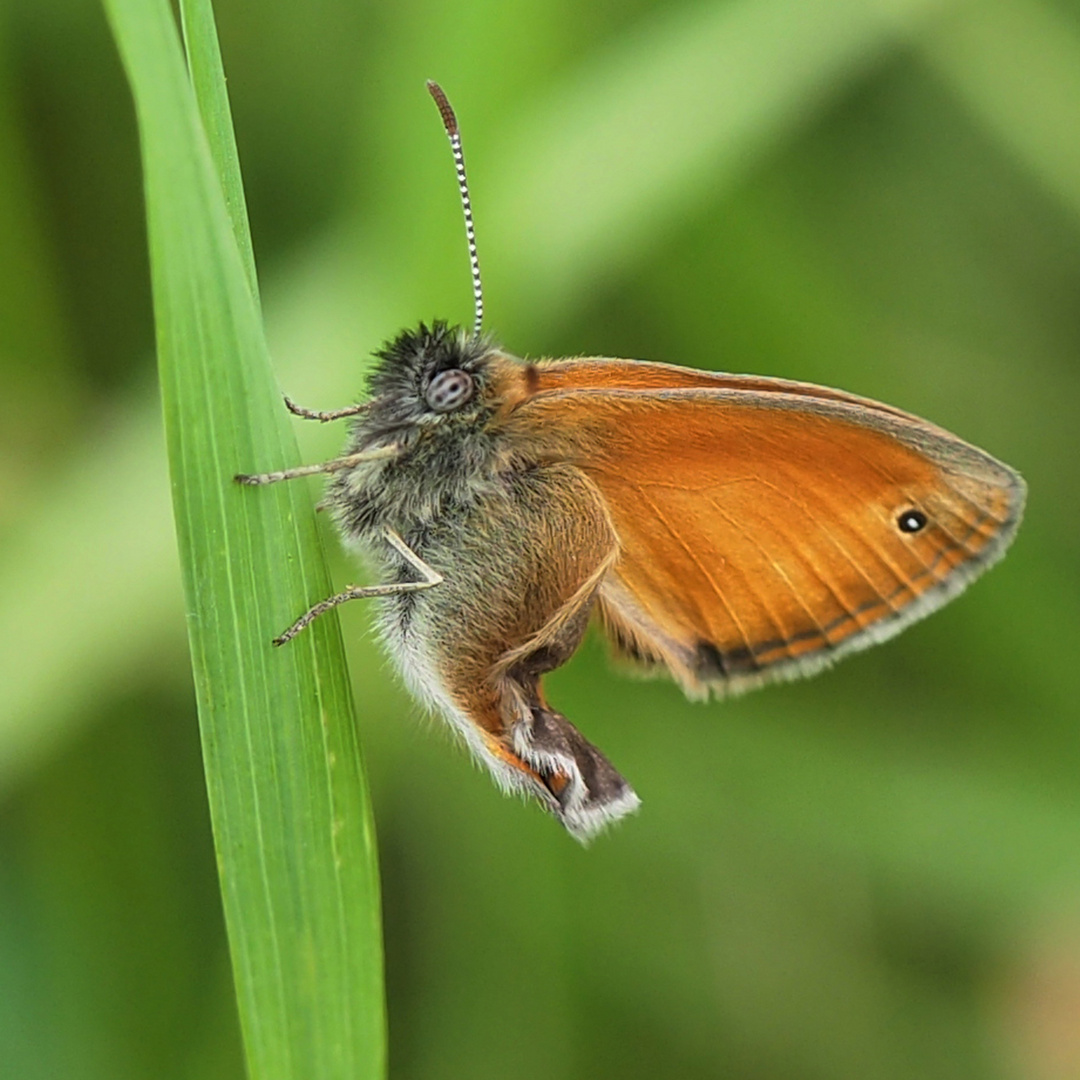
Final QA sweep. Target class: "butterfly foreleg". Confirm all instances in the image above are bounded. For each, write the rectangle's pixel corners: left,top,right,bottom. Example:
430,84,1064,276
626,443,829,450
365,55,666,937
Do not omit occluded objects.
282,395,372,423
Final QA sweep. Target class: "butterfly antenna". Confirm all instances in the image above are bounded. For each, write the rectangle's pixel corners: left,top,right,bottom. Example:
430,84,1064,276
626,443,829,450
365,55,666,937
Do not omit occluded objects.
426,80,484,339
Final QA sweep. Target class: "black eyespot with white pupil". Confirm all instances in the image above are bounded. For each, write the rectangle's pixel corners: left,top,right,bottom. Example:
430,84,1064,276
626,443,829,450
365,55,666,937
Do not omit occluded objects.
897,509,928,534
425,368,474,412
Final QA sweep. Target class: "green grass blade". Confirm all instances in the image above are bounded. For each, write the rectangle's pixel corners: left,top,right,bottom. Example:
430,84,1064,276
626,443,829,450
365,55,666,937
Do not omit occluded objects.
100,1,386,1077
177,0,259,300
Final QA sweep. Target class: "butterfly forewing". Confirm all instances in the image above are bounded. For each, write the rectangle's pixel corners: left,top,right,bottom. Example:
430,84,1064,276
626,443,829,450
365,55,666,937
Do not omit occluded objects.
514,368,1024,695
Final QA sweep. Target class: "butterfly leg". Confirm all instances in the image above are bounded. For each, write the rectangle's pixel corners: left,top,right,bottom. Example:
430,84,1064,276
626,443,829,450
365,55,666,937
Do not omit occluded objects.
235,444,399,486
283,395,372,422
273,527,442,645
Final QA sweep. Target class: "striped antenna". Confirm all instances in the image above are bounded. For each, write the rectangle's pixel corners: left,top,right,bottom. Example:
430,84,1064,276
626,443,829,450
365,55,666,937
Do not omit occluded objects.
426,81,484,339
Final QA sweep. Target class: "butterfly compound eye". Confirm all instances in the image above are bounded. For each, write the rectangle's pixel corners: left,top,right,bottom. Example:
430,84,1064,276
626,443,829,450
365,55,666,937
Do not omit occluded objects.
425,368,475,412
897,509,929,533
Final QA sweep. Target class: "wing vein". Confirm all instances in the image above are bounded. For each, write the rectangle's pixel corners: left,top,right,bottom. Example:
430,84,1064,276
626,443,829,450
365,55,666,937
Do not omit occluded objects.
633,484,757,664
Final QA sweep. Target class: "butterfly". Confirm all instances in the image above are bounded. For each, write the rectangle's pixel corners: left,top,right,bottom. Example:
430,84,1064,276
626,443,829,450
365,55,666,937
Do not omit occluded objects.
237,82,1025,841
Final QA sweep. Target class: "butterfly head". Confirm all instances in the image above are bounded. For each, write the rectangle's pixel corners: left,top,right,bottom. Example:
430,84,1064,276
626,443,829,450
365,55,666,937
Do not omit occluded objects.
360,320,507,437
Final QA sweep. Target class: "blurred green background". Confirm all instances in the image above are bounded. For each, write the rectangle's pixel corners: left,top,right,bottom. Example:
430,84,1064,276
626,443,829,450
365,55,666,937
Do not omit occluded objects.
2,0,1079,1077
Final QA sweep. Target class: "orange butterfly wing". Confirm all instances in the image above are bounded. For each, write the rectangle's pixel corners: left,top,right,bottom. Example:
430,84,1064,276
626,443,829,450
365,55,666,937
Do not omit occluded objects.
511,359,1025,695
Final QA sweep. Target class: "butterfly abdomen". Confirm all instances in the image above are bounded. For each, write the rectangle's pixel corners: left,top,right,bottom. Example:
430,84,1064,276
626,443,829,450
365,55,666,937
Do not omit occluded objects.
368,458,639,839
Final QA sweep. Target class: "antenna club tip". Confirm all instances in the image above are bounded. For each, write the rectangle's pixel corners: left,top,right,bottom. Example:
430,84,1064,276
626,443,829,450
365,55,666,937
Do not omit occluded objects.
425,79,459,136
